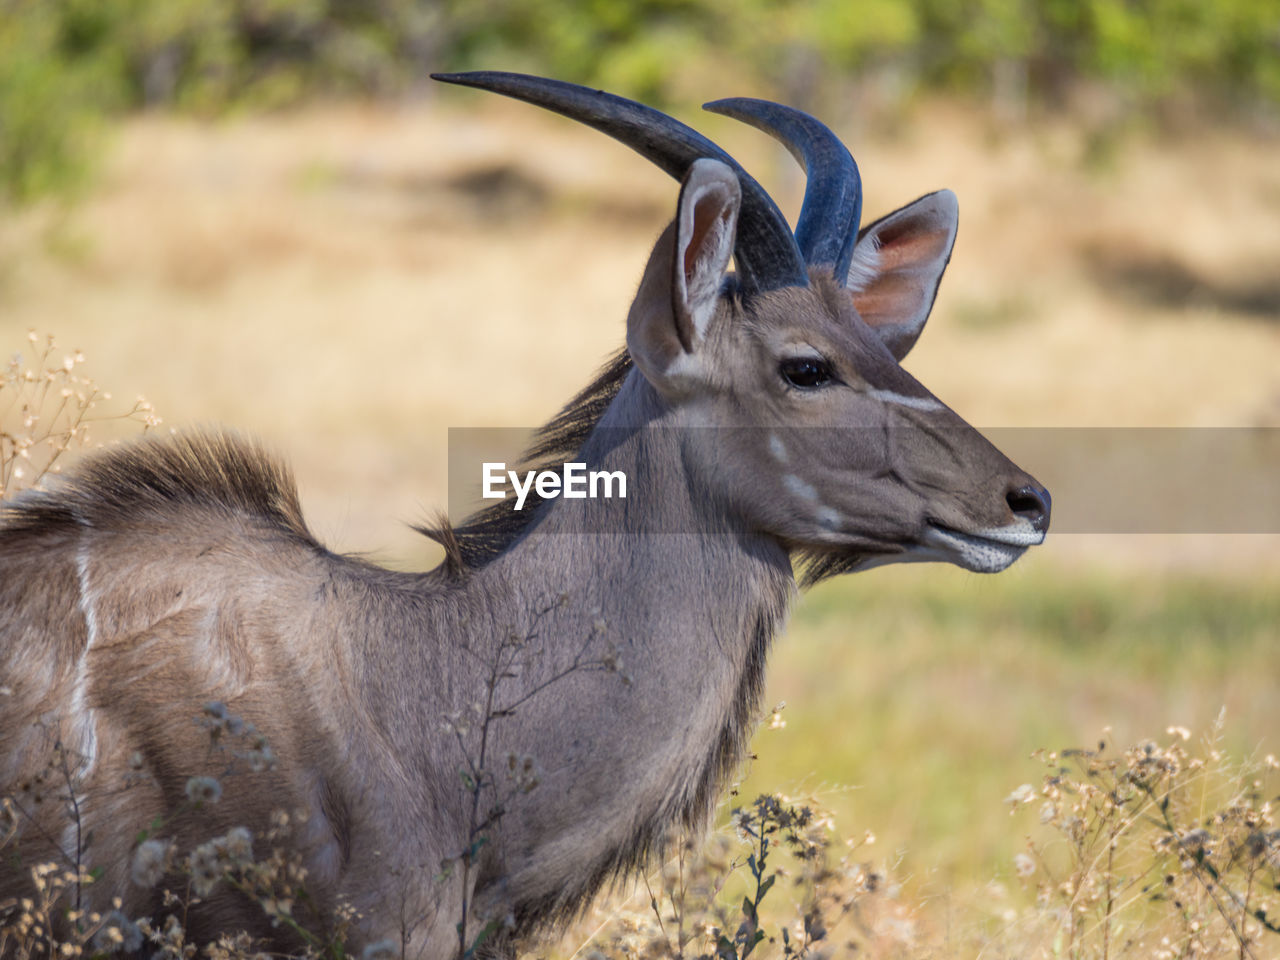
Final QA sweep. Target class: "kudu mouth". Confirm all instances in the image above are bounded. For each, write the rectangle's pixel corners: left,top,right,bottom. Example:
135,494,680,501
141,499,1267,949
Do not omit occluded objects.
787,420,1052,579
807,513,1047,577
921,520,1046,573
919,480,1051,572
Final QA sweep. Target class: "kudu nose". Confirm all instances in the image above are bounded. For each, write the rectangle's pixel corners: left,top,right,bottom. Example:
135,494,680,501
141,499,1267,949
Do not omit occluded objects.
1006,483,1051,533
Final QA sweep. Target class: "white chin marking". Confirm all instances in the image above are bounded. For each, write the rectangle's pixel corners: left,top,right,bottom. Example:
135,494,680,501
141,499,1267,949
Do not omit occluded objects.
782,473,819,502
921,521,1044,573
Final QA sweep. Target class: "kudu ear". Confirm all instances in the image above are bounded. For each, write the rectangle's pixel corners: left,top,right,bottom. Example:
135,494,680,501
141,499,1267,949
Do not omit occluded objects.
845,189,958,361
627,158,740,391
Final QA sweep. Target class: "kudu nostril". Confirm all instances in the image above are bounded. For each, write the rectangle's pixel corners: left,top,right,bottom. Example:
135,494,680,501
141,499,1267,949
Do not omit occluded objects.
1006,484,1051,533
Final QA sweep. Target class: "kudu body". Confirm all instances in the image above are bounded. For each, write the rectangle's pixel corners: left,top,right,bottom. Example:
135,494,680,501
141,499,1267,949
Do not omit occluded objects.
0,73,1049,957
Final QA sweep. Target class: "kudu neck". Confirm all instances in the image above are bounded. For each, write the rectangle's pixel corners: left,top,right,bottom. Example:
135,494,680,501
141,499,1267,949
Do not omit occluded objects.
486,368,794,629
516,369,788,552
460,370,795,878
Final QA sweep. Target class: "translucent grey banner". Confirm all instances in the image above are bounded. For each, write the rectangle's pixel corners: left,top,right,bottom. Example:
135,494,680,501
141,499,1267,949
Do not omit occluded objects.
447,427,1280,534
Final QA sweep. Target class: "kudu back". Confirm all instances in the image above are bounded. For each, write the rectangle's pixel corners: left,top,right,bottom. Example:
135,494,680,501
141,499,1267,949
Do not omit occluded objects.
0,73,1048,958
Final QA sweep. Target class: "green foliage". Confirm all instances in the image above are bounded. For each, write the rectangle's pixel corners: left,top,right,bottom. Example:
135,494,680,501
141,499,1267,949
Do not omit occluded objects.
0,0,119,204
46,0,431,111
441,0,1280,112
0,0,433,204
2,0,1278,205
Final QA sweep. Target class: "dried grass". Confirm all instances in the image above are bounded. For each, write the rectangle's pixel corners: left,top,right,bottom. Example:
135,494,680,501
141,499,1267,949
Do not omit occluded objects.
2,98,1278,957
1,100,1276,567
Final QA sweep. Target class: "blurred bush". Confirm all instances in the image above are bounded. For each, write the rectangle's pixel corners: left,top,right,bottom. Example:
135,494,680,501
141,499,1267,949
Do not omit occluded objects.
1,0,1278,204
0,0,116,203
0,0,437,205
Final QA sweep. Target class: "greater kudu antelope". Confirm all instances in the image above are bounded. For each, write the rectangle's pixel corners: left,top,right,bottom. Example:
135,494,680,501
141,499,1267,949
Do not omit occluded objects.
0,72,1050,957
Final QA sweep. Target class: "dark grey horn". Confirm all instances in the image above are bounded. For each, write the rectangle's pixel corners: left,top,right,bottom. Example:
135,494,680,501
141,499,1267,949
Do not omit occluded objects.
431,71,809,294
703,98,862,285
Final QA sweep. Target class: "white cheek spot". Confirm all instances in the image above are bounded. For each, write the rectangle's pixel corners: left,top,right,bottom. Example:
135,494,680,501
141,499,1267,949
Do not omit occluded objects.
768,434,788,464
815,505,841,531
868,389,944,412
782,474,818,502
784,473,844,533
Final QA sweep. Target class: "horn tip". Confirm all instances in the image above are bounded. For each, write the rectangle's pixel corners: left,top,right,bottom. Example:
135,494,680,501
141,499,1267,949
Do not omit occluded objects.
431,70,530,89
702,98,754,117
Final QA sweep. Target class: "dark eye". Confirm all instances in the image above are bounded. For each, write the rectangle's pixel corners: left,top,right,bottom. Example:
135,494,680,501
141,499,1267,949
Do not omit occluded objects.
779,357,834,389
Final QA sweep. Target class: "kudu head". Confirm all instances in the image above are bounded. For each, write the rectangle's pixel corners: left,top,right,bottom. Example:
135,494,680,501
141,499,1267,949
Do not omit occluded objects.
433,72,1050,577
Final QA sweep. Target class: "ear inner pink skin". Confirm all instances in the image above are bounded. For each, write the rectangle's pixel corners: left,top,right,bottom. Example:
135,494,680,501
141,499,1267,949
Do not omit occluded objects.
848,190,959,361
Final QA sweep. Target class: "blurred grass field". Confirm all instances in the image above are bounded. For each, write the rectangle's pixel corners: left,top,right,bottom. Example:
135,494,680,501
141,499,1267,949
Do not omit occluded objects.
744,564,1280,886
2,94,1279,945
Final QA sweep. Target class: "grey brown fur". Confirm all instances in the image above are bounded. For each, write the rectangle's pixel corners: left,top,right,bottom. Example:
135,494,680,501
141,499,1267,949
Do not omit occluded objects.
1,74,1049,958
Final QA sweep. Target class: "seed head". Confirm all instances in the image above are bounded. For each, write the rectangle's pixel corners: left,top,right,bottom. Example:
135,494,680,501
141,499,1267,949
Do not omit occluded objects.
189,843,223,897
130,839,170,889
185,776,222,806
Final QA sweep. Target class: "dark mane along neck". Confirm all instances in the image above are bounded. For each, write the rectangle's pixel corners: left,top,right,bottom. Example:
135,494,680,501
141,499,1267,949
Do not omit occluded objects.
422,349,633,573
0,430,314,545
